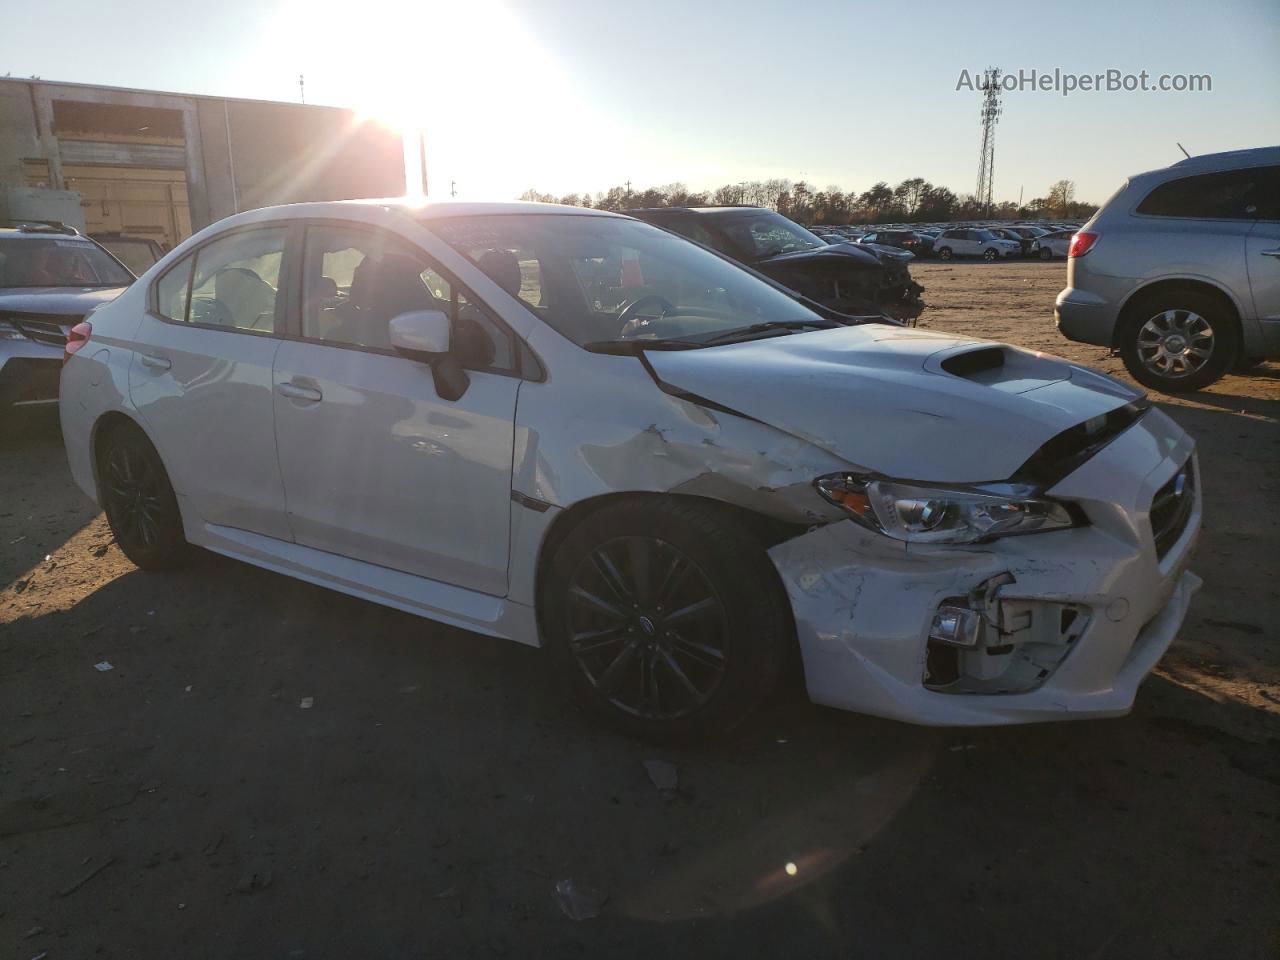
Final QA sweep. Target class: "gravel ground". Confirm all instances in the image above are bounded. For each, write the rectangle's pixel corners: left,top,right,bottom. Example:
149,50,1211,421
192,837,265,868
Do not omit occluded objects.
2,259,1277,959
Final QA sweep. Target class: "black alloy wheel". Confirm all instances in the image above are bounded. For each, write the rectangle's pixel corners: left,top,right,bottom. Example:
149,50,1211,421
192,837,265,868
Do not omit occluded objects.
98,421,188,569
543,499,792,741
565,535,728,721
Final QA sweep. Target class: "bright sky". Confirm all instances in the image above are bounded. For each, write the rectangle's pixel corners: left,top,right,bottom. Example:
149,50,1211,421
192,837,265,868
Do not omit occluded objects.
2,0,1277,203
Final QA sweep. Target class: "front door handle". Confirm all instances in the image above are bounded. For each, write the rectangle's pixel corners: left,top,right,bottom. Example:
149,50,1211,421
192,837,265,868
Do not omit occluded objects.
139,353,171,371
1260,248,1280,259
277,382,323,402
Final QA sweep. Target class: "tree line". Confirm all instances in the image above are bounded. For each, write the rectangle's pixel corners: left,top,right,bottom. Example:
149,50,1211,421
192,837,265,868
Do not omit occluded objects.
518,177,1096,223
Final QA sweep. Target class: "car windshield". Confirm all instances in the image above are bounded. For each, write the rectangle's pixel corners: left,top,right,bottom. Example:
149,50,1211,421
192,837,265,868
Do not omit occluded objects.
0,237,134,288
426,214,827,348
716,212,826,258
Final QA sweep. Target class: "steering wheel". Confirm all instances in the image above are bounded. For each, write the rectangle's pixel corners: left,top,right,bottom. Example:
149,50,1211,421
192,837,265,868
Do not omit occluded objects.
617,295,676,339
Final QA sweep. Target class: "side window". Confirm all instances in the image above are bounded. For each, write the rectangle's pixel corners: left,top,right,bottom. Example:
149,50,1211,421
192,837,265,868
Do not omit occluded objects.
302,225,515,372
188,228,287,332
1136,167,1275,220
154,256,193,321
672,220,717,248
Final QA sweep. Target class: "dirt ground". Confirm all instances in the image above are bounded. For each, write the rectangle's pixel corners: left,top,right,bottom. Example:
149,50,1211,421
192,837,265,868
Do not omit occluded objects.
2,260,1277,959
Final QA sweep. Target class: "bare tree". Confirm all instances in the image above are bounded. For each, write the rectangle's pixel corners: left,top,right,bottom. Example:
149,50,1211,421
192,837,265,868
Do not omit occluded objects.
1047,180,1076,218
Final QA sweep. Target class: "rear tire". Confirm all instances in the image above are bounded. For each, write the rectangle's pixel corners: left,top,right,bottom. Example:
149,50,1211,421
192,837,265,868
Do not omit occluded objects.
1118,289,1239,393
97,420,188,570
1039,247,1053,260
983,247,998,262
542,499,792,741
937,247,952,261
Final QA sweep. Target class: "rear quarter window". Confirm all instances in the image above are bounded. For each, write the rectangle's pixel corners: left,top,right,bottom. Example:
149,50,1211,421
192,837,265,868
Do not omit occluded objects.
1135,166,1278,220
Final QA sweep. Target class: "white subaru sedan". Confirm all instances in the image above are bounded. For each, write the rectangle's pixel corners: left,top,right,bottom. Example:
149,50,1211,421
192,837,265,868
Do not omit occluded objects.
60,199,1202,739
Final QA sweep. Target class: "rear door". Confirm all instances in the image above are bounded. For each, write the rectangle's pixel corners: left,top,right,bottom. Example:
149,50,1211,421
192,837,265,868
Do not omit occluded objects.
129,224,293,540
271,221,522,596
1245,167,1280,345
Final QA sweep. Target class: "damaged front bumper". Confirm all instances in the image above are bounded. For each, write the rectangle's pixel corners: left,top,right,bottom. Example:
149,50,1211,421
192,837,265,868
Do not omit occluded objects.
768,408,1202,726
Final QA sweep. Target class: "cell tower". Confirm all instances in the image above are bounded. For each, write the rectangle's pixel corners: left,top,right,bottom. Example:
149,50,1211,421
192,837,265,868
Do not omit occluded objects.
974,68,1002,215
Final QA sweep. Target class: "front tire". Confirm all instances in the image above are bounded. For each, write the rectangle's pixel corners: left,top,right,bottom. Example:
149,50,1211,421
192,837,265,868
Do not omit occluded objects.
1118,290,1239,393
937,247,953,261
542,499,792,741
983,247,998,262
98,420,188,570
1039,247,1053,260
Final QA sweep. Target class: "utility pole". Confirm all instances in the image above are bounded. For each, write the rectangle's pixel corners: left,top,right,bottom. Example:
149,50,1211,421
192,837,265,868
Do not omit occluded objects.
974,67,1001,217
298,74,305,104
450,180,457,198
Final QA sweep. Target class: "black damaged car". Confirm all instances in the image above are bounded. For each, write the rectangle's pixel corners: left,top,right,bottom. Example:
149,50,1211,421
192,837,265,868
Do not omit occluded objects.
628,206,924,322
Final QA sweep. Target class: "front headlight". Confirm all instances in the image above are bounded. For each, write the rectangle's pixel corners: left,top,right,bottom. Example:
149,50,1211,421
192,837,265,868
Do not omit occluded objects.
814,473,1079,544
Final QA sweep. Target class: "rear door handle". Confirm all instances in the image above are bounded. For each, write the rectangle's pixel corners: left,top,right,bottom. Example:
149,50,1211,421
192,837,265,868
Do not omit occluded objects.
139,353,171,371
1261,248,1280,259
277,382,323,402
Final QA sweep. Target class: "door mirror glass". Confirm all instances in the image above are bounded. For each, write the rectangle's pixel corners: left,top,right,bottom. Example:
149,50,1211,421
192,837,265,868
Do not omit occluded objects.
389,309,450,357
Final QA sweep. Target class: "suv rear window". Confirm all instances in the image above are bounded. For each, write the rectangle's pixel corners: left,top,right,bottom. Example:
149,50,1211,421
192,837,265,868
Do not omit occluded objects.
1135,166,1278,220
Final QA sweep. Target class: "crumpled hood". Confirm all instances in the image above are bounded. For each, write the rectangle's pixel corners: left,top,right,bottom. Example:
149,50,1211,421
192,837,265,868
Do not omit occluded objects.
0,286,127,316
759,243,883,269
646,324,1145,483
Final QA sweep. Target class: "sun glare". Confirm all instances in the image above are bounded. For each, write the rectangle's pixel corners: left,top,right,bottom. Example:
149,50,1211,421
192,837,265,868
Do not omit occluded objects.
269,0,615,199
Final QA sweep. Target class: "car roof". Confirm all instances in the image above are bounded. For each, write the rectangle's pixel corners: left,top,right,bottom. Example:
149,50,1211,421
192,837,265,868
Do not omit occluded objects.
0,224,96,242
1170,145,1280,171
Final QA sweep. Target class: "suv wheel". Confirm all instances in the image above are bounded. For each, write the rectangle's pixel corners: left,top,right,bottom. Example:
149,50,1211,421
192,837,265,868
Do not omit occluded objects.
1119,290,1239,393
983,247,998,261
542,499,791,741
98,420,188,569
937,246,953,260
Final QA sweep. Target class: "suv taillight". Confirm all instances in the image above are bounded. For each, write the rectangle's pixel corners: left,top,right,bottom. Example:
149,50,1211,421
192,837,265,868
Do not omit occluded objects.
1068,232,1098,258
64,321,92,365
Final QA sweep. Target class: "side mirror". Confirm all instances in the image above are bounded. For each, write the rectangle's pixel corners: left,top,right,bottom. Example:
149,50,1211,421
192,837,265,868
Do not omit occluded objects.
388,309,470,402
389,309,450,356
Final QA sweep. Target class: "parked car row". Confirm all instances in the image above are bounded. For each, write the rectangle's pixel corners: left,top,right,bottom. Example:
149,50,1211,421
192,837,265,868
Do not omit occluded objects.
810,221,1086,260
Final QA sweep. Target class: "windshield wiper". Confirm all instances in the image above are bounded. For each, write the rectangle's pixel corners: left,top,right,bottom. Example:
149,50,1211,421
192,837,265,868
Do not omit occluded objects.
582,338,704,355
697,319,835,347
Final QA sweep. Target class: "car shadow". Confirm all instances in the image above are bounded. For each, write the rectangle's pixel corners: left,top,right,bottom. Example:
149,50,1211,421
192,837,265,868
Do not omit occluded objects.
0,406,102,590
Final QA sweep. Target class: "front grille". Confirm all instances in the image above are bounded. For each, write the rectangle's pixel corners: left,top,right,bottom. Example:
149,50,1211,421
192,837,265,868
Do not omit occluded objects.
1151,458,1195,559
0,311,79,347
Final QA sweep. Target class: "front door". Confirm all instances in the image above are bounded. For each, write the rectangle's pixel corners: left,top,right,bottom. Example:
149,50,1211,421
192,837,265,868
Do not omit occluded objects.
129,224,292,540
271,222,521,596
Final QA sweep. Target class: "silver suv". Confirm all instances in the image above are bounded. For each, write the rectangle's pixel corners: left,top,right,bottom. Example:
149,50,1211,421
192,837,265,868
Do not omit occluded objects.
1056,146,1279,392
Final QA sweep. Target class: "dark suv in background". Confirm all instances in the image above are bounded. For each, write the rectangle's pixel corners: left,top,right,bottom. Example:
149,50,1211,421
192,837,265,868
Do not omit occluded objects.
629,206,924,321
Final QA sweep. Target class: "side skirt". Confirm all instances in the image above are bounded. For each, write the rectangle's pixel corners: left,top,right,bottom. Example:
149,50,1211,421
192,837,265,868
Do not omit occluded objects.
194,523,541,647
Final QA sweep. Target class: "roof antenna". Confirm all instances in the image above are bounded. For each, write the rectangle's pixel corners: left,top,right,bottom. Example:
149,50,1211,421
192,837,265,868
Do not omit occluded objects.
1176,142,1190,159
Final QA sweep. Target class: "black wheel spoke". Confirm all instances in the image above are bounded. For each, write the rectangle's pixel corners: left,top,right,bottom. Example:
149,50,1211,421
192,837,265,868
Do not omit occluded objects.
569,585,629,622
627,537,651,604
591,547,634,606
669,629,727,671
657,648,701,699
664,596,717,627
655,553,692,609
595,640,640,696
569,625,628,655
566,534,729,720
